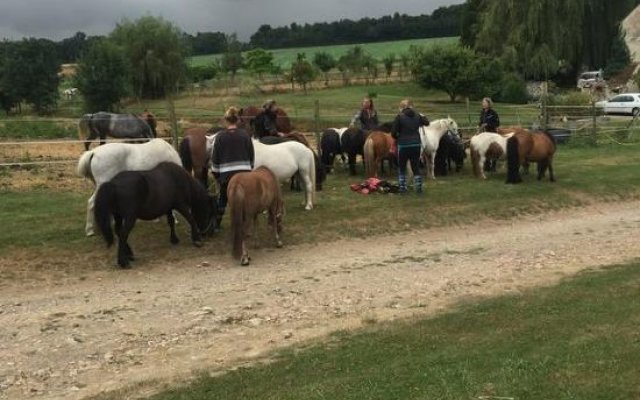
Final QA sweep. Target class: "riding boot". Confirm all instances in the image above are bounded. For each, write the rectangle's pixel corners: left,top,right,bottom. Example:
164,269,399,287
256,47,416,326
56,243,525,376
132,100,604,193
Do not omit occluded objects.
398,174,407,193
414,175,423,194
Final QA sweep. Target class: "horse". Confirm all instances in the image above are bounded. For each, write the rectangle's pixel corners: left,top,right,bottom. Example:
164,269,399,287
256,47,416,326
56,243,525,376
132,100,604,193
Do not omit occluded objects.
252,139,316,210
320,128,347,173
179,127,221,188
469,132,513,179
363,131,396,178
238,105,292,135
63,87,78,99
259,134,326,191
78,112,157,151
94,162,217,268
506,130,557,184
434,133,466,176
340,127,369,175
77,138,183,236
418,117,460,179
228,166,284,266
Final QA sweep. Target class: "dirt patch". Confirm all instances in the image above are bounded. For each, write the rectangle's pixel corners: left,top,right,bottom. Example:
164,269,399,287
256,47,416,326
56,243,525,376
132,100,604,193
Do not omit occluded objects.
1,201,640,399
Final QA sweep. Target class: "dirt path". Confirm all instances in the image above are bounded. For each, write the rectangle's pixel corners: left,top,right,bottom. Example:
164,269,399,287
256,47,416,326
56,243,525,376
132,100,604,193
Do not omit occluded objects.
1,201,640,400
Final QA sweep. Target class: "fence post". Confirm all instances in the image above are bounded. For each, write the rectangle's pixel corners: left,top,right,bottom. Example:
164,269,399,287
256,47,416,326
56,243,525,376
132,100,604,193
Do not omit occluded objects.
591,100,597,145
314,99,321,154
541,95,547,132
166,95,179,150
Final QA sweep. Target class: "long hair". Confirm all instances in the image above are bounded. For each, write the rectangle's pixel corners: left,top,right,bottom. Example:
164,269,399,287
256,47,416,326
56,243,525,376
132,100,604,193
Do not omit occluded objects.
506,136,522,184
94,182,116,247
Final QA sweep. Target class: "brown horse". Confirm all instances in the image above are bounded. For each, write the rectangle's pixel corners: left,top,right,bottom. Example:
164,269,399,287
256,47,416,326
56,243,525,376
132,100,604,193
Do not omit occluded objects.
238,105,292,135
363,131,395,178
506,129,556,184
179,127,219,188
228,166,284,266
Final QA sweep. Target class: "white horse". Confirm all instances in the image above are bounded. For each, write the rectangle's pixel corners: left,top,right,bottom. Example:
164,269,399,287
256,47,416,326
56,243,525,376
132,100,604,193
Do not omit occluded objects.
469,132,514,179
206,135,316,210
418,117,460,179
254,139,316,210
77,138,182,236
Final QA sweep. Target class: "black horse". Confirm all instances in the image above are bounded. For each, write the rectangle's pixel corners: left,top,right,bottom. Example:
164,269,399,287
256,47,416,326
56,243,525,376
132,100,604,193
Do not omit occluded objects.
79,112,157,151
434,133,466,176
94,162,217,268
340,127,369,175
319,128,345,173
259,135,326,191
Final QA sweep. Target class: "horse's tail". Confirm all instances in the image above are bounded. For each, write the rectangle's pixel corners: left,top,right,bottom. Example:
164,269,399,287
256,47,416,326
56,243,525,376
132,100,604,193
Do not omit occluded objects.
78,114,91,141
506,135,522,184
77,150,95,183
363,136,375,177
309,149,317,203
230,183,245,260
179,137,193,172
94,182,116,247
471,147,481,178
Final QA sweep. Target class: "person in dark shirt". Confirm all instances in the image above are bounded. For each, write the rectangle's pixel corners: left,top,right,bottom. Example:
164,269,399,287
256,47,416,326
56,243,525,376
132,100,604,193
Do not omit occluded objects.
211,106,255,229
391,99,429,194
350,97,380,132
479,97,500,172
253,99,280,138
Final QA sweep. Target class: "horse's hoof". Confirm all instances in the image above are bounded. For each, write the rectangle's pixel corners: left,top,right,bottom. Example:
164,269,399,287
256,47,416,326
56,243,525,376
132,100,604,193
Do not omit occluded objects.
193,240,203,248
240,257,250,266
118,262,131,269
304,205,313,211
276,241,283,248
170,237,179,245
86,231,95,237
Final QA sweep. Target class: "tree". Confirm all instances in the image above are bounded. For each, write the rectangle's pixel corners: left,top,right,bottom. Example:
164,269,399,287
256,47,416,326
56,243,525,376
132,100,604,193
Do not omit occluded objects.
382,54,396,81
1,38,60,114
74,39,130,112
111,16,187,99
221,34,244,83
313,52,336,86
245,48,276,80
57,31,88,63
413,45,500,102
291,53,316,93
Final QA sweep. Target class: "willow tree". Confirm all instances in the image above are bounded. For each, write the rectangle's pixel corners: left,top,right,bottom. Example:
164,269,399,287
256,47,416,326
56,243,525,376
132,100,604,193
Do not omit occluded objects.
471,0,640,76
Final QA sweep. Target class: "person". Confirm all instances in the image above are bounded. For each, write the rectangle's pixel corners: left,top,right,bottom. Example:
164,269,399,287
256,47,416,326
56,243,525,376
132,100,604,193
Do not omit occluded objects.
253,99,281,138
350,97,379,131
479,97,500,133
211,106,255,230
391,99,429,194
479,97,500,172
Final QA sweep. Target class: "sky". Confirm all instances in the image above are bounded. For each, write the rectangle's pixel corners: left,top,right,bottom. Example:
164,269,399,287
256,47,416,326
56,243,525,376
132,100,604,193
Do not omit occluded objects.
0,0,464,42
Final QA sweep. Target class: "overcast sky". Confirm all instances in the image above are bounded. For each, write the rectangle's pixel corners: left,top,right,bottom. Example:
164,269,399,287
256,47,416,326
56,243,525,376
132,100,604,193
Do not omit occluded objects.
0,0,463,42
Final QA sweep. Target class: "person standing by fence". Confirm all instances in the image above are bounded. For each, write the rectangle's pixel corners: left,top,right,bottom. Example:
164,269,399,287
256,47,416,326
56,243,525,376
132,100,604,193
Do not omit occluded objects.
211,107,255,230
479,97,500,171
391,99,429,194
350,97,380,131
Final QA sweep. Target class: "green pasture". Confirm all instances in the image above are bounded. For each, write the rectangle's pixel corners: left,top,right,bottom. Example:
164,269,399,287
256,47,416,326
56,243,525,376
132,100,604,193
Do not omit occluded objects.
189,37,458,69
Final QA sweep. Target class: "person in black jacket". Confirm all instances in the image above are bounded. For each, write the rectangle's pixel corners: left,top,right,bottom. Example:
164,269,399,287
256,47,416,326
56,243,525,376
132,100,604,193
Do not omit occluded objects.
350,97,379,131
391,99,429,194
479,97,500,172
211,106,255,229
253,99,280,138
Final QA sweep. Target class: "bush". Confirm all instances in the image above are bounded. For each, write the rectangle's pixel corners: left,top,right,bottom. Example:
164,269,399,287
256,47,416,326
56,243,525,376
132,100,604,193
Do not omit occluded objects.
497,73,529,104
188,64,219,82
547,91,593,106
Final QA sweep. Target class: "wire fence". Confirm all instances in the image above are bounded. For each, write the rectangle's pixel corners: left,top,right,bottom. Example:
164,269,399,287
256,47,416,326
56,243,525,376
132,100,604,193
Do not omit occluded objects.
1,103,639,168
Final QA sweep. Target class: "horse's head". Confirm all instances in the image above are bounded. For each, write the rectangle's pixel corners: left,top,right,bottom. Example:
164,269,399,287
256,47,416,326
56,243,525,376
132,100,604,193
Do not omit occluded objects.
196,192,219,236
445,116,460,138
141,110,157,137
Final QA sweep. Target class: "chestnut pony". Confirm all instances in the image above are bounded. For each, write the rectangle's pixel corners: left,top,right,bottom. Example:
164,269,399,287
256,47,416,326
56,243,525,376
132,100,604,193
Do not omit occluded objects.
179,126,223,188
363,131,395,178
228,166,284,266
505,127,557,184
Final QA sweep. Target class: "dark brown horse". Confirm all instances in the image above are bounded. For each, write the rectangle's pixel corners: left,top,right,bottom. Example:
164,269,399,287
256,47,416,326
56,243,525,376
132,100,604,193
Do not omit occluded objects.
363,131,395,178
238,105,292,135
228,166,284,266
179,127,218,188
506,129,556,184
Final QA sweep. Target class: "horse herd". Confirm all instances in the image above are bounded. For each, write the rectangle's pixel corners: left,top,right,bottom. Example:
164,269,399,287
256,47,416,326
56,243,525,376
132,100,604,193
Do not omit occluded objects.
75,108,556,268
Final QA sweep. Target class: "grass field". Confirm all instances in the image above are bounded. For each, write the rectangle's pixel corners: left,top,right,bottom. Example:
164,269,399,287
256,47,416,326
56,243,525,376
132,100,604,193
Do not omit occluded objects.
189,37,458,68
144,261,640,400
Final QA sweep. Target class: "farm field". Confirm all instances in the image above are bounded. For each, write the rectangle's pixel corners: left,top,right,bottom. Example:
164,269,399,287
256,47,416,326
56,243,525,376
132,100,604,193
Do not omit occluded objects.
189,37,458,68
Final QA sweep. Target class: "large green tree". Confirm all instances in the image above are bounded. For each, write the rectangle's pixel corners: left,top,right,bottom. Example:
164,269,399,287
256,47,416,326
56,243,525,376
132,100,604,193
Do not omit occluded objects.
1,38,60,114
244,48,276,79
221,34,244,83
111,16,187,99
291,53,316,93
74,39,130,112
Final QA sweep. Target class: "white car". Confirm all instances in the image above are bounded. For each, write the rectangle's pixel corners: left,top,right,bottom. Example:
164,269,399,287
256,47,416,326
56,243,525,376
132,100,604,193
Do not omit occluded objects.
595,93,640,116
